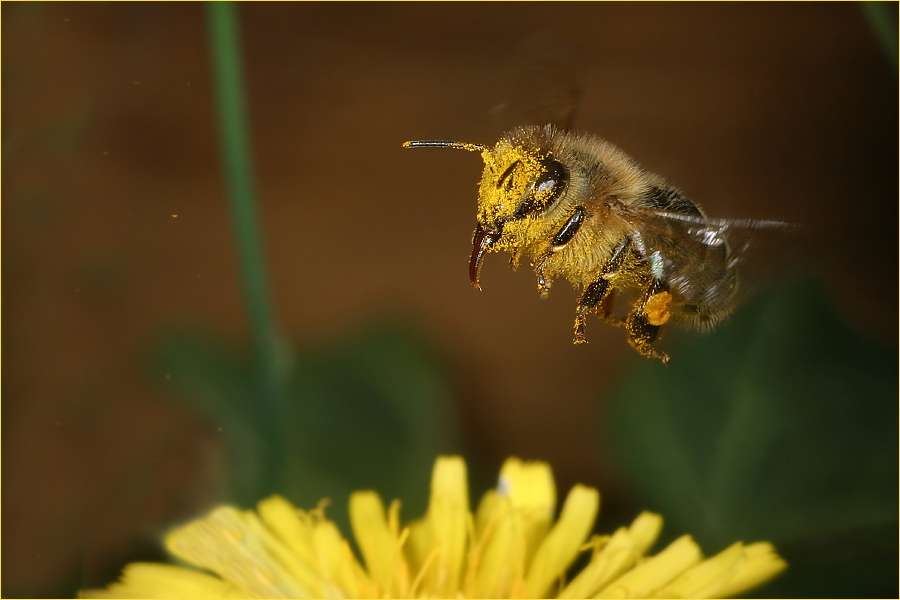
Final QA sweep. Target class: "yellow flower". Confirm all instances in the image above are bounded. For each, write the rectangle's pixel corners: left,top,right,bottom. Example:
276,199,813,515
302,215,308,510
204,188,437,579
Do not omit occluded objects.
82,456,786,599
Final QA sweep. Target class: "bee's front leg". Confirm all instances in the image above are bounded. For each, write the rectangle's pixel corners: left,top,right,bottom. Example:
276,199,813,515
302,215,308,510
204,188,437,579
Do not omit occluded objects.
624,281,672,364
533,206,586,297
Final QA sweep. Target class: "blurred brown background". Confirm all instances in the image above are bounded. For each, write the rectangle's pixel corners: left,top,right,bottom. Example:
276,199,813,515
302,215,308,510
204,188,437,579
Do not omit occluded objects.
3,2,896,598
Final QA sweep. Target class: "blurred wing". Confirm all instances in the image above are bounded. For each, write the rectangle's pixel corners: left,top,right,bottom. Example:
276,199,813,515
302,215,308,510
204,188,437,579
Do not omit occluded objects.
618,205,799,329
489,31,585,131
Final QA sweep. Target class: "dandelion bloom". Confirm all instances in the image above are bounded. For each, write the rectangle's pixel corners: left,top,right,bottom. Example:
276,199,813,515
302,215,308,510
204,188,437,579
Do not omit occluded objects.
82,456,785,598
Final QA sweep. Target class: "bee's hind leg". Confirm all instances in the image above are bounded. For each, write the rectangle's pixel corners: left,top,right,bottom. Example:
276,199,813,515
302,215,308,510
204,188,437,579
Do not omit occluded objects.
624,281,673,364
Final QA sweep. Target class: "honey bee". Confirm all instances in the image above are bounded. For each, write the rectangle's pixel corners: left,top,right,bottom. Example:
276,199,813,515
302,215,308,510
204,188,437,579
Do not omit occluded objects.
404,125,794,363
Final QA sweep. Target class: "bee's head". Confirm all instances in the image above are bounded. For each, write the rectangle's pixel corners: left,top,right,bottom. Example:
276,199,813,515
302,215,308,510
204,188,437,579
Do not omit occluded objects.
476,136,569,227
403,131,569,289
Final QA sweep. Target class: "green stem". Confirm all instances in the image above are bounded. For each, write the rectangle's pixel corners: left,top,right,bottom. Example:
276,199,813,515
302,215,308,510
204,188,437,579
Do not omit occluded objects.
860,2,898,73
206,1,284,495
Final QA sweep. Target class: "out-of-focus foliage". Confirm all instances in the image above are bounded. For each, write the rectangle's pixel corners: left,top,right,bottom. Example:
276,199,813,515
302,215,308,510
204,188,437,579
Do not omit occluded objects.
153,322,462,534
609,278,897,598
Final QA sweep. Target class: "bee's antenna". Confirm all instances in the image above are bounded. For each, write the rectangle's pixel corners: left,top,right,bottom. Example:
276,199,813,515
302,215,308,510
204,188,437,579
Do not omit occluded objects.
403,140,488,153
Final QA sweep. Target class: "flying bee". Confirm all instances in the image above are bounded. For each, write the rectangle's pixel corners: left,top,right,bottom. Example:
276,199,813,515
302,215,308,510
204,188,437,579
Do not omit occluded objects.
404,124,795,364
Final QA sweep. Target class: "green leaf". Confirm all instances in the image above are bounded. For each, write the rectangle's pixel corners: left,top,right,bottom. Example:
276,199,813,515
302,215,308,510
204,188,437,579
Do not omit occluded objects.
152,319,462,529
608,279,897,597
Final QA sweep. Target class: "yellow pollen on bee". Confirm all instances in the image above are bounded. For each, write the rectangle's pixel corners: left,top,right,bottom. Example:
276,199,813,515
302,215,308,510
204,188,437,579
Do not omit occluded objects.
644,291,673,326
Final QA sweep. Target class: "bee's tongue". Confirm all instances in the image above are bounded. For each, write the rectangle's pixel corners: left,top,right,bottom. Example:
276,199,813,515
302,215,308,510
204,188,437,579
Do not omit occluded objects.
469,224,500,290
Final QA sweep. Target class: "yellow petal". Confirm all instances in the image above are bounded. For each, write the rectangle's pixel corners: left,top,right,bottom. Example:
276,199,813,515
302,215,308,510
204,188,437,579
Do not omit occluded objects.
524,484,600,598
663,541,745,598
255,496,338,596
349,491,409,596
559,512,663,599
256,496,317,566
405,514,432,580
80,563,241,599
405,456,469,597
663,540,788,598
310,518,370,597
257,495,370,597
472,487,502,539
164,506,312,598
624,511,665,553
498,457,557,507
717,542,787,598
497,458,557,566
595,534,702,598
470,489,525,598
470,458,557,598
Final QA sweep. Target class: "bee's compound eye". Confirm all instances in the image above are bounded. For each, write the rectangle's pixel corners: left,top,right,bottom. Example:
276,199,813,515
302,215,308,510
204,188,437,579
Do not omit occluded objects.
517,158,569,217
